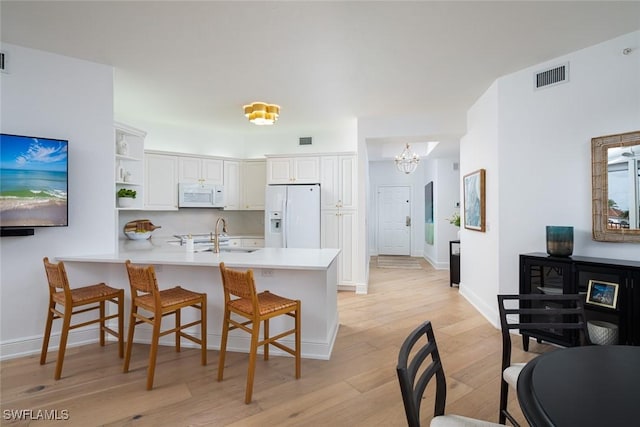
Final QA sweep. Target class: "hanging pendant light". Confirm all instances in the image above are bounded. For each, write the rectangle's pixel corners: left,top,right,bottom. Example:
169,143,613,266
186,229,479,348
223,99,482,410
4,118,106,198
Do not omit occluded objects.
243,102,280,125
395,143,420,174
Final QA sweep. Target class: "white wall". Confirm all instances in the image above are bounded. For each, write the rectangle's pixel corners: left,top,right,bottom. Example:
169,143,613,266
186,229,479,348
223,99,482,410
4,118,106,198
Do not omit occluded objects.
0,44,115,358
459,81,501,318
431,157,461,266
134,117,358,159
461,31,640,326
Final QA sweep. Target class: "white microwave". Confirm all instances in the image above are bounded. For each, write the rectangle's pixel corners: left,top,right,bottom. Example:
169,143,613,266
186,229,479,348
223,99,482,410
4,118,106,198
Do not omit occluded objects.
178,183,224,208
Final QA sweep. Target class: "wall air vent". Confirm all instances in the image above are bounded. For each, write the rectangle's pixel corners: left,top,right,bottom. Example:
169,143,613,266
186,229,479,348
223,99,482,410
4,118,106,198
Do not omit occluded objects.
299,137,312,146
534,62,569,90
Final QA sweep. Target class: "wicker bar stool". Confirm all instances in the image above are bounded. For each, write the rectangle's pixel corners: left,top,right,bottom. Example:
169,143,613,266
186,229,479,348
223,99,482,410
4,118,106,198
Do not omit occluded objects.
218,262,301,404
40,257,124,380
123,260,207,390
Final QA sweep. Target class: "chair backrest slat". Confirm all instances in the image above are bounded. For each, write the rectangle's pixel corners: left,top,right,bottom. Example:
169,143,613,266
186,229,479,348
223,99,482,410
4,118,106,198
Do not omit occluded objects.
497,293,592,372
396,321,446,427
124,260,158,295
43,257,72,303
219,262,258,308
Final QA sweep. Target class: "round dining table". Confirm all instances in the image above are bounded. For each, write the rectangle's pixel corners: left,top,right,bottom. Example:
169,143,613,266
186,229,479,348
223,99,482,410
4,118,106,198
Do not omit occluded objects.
517,345,640,427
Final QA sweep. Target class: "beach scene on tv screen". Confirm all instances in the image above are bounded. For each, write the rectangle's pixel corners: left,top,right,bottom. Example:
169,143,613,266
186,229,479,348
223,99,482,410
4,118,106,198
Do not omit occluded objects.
0,135,68,227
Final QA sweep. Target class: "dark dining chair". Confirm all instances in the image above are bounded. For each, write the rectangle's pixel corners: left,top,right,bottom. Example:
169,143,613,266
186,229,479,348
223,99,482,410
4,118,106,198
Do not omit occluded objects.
497,294,592,426
397,321,502,427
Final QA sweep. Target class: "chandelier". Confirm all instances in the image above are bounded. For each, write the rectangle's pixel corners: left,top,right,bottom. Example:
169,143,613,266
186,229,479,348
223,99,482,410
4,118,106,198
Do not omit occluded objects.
395,143,420,174
243,102,280,125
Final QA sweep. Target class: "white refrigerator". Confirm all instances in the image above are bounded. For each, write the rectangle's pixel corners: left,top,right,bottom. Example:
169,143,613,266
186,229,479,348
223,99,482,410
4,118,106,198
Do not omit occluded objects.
265,184,321,248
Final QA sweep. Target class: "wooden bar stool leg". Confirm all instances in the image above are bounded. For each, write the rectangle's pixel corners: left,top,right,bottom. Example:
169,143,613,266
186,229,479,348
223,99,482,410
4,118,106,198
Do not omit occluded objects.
146,315,162,390
123,307,137,373
263,318,269,361
175,308,181,352
217,307,230,381
295,302,301,379
117,290,124,358
54,309,72,380
99,300,106,347
245,321,260,404
40,301,55,365
200,297,207,366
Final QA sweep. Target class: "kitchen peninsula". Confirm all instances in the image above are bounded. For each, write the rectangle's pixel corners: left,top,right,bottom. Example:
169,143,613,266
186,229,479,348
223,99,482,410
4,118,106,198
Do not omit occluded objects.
56,240,340,360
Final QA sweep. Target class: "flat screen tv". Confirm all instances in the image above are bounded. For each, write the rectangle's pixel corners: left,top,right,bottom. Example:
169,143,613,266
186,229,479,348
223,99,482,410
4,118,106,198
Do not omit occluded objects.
0,133,68,229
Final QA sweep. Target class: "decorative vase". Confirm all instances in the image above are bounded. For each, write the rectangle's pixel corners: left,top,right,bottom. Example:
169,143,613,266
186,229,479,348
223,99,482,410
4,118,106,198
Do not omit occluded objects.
546,226,573,257
118,197,134,208
116,134,129,156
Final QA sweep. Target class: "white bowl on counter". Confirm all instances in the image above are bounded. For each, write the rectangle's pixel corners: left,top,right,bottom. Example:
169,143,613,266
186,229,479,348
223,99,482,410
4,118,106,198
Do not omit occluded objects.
125,230,153,240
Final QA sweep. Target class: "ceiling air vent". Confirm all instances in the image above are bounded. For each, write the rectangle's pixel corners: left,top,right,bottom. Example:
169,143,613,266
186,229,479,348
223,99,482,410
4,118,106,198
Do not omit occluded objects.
534,62,568,90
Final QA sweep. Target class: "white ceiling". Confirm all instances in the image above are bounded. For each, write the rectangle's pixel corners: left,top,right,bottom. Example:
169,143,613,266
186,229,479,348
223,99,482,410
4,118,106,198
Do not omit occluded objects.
2,1,639,160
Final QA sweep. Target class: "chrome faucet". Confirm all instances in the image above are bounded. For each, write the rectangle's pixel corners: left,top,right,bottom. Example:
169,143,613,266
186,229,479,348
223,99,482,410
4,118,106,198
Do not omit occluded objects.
213,217,227,253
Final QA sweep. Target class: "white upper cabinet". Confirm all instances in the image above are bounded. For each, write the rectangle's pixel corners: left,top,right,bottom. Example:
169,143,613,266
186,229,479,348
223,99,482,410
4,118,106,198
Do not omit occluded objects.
145,153,179,210
243,160,266,210
223,160,241,210
267,156,319,184
223,159,265,210
179,156,223,185
320,154,357,210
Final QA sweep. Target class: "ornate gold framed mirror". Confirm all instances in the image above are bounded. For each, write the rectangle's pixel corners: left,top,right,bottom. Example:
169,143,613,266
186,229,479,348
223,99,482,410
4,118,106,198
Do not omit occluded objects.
592,130,640,242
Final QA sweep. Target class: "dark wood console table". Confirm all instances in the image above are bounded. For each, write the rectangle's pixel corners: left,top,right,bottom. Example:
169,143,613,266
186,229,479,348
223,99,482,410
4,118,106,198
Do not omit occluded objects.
449,240,460,287
519,253,640,347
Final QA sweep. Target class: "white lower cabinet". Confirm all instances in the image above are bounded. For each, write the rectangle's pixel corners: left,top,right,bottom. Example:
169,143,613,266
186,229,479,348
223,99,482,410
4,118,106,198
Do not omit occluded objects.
145,153,179,210
321,209,356,285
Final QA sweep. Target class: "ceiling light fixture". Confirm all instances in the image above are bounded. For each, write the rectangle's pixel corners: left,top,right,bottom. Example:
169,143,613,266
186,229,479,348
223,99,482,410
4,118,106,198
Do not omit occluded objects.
243,102,280,125
395,143,420,174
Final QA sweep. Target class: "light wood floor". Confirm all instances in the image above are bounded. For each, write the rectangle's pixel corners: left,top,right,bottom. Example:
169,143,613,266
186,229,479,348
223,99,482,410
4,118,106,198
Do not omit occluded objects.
1,258,548,426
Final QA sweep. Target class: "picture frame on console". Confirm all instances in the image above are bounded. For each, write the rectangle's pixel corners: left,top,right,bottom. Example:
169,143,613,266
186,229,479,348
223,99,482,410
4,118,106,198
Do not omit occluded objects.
586,279,619,310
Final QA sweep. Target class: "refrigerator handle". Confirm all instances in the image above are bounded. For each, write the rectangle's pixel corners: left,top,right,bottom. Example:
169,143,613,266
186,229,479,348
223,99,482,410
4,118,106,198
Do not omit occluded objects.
283,196,288,248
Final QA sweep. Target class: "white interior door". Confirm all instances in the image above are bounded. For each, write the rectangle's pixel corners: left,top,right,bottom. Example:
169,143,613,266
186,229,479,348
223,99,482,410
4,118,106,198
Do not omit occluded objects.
377,186,411,255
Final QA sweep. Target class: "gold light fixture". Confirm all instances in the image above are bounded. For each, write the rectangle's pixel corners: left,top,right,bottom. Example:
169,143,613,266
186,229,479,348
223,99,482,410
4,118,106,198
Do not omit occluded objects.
243,102,280,125
395,143,420,174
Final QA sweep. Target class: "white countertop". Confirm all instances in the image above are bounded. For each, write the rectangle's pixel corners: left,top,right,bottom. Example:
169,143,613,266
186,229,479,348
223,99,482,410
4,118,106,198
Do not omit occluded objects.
56,239,340,271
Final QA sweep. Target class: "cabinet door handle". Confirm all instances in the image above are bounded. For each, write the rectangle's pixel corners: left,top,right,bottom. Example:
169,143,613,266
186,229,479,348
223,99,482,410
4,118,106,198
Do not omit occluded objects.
406,216,411,226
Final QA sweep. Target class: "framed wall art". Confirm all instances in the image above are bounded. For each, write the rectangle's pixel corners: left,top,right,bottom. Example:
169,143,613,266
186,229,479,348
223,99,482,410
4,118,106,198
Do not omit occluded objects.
586,279,619,309
425,181,434,245
463,168,486,232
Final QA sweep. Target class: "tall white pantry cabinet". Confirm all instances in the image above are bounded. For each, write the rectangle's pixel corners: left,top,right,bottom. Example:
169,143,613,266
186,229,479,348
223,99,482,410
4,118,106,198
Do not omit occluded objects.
320,154,358,288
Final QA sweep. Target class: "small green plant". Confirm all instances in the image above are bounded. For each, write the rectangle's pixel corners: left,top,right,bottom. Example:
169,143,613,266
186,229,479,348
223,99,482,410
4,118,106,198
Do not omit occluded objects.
117,188,137,199
447,212,461,227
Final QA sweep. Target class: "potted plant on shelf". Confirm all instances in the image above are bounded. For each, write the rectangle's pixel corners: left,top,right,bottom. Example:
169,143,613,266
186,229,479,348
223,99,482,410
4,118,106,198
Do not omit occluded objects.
117,188,137,208
447,211,461,239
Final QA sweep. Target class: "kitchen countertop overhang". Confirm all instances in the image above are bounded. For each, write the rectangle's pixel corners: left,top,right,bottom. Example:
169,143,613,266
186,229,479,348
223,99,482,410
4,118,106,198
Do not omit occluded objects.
57,240,340,271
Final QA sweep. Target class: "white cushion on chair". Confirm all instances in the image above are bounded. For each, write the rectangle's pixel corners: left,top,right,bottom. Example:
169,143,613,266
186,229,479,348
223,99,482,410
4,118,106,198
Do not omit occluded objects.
431,414,502,427
503,363,526,389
